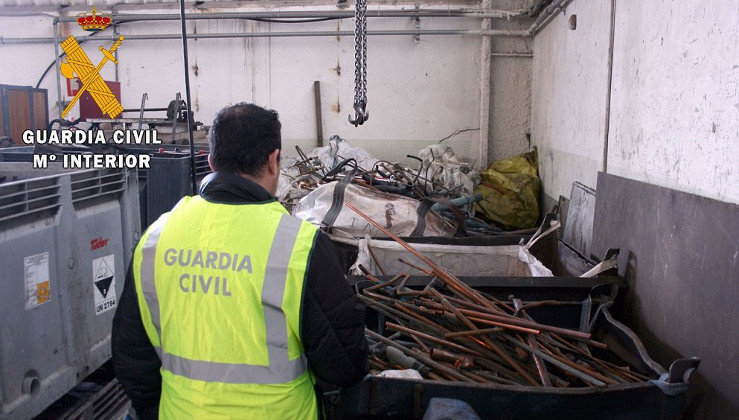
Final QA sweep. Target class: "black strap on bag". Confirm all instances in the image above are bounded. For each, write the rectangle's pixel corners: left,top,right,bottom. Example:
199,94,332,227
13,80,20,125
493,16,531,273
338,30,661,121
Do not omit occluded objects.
321,169,357,231
410,197,468,237
410,199,435,237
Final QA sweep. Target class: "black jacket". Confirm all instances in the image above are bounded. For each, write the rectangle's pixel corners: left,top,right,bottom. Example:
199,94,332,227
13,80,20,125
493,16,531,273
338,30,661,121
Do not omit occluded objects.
112,171,369,419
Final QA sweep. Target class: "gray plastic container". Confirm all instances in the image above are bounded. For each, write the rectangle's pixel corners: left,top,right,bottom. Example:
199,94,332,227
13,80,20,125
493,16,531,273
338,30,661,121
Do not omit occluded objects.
0,163,140,419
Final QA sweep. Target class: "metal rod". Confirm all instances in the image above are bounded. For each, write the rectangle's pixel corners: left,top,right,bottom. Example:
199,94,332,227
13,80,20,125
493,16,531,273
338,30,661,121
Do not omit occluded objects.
365,329,474,383
385,322,483,357
444,327,504,338
53,20,62,118
346,202,495,310
177,0,197,195
54,9,527,23
312,80,323,148
513,298,552,387
367,245,386,276
113,24,120,83
0,29,530,45
463,316,541,336
430,289,540,386
397,258,435,276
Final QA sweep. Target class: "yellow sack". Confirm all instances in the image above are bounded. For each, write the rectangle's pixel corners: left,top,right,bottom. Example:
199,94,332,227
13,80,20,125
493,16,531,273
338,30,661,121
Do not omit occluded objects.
474,148,541,230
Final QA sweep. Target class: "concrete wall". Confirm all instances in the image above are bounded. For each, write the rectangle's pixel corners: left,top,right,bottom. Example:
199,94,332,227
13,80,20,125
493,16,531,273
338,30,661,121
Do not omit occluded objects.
532,0,738,205
488,0,533,163
531,0,611,203
607,1,739,204
0,2,533,167
532,1,739,418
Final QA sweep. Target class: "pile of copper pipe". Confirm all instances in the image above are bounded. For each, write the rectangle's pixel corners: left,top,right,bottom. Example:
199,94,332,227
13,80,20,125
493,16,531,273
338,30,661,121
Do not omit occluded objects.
349,203,650,387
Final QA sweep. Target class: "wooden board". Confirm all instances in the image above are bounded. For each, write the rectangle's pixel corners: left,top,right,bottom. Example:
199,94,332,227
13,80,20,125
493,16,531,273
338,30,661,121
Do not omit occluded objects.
7,90,30,145
591,172,739,419
32,91,48,130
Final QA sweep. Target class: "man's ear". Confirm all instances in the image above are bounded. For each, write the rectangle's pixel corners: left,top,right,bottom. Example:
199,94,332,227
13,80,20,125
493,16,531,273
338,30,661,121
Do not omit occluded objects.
208,154,215,172
267,149,280,176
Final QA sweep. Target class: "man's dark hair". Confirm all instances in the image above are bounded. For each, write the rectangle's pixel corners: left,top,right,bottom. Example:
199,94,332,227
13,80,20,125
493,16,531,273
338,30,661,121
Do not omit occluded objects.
209,103,281,176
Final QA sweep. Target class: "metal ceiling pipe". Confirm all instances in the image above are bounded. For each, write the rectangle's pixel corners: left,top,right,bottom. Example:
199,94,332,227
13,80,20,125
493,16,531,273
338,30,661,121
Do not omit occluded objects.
177,0,197,195
527,0,552,18
53,20,61,113
53,9,526,23
528,0,573,34
0,29,531,45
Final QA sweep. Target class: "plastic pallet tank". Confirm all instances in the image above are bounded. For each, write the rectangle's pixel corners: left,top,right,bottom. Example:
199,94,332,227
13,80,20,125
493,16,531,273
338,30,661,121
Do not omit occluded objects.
0,163,140,419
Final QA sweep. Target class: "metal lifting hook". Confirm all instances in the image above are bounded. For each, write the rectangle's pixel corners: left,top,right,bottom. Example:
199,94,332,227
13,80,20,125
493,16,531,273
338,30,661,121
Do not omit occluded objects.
348,101,369,126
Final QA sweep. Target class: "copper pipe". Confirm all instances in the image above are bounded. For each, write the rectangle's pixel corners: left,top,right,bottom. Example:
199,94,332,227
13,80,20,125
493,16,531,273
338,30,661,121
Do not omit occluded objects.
358,295,435,334
365,329,474,383
466,317,542,335
472,370,524,386
537,344,618,385
398,258,435,276
362,273,382,284
444,327,503,338
385,322,484,357
346,203,495,309
392,302,447,335
456,308,592,341
406,304,444,318
363,290,398,304
501,336,605,386
369,360,387,370
430,289,540,386
479,290,517,313
392,274,419,296
364,274,404,292
357,264,371,275
529,342,552,385
417,298,565,338
513,298,552,387
426,371,447,381
430,348,475,369
541,335,632,383
549,329,607,350
401,322,431,353
444,294,507,316
367,244,387,275
444,364,491,384
370,355,392,370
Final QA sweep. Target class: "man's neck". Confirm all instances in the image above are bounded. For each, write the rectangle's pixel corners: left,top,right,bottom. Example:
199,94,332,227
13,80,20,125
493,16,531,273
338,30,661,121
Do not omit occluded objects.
238,172,273,196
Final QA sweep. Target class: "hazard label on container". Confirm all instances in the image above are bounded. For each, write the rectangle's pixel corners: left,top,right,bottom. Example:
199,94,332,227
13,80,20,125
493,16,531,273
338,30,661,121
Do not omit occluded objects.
92,254,117,315
25,252,51,310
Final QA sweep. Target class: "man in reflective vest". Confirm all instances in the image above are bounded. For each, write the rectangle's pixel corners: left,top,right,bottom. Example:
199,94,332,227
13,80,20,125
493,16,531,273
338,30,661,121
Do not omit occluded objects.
112,103,369,419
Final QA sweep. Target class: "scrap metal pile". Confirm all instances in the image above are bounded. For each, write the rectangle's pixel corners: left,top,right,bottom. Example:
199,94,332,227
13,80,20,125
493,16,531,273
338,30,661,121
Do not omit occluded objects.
350,204,649,387
278,136,513,237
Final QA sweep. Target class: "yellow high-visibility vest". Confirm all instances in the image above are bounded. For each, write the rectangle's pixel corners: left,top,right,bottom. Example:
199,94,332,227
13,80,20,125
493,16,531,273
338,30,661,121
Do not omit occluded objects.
133,195,319,419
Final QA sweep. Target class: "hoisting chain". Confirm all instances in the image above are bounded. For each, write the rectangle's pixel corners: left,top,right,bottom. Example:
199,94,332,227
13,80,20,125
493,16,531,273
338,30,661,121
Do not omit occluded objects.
349,0,369,126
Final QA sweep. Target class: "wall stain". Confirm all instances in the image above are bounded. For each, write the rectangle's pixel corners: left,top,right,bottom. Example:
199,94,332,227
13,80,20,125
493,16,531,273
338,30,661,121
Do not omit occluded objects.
332,103,341,113
192,62,199,77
